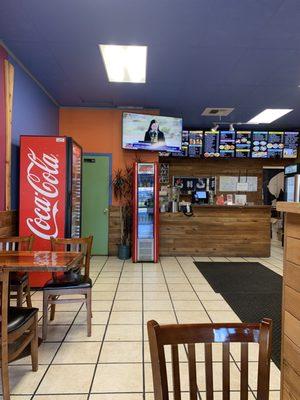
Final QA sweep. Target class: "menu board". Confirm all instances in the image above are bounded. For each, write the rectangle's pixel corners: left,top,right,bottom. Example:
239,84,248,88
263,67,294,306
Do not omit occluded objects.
203,131,220,157
188,130,203,158
171,130,189,157
267,131,284,158
164,129,299,159
235,131,251,158
284,132,299,158
251,131,268,158
219,130,235,157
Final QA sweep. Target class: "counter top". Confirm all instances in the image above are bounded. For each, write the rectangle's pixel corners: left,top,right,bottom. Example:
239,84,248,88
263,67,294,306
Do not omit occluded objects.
276,201,300,214
190,204,270,209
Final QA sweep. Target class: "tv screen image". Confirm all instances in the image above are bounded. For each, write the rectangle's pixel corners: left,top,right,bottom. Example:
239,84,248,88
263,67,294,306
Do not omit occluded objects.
122,112,182,152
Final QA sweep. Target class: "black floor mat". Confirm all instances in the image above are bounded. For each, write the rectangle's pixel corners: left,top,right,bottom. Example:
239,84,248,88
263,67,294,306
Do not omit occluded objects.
194,262,282,368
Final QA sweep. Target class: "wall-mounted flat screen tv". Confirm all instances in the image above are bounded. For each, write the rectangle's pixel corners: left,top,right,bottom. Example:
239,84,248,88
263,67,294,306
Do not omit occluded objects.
122,112,182,152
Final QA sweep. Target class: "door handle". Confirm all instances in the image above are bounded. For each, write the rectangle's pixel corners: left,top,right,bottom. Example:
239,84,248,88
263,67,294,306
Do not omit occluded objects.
103,208,108,213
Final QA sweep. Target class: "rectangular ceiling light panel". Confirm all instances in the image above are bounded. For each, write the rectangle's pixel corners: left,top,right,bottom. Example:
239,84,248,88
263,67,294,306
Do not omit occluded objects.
99,44,147,83
247,108,293,124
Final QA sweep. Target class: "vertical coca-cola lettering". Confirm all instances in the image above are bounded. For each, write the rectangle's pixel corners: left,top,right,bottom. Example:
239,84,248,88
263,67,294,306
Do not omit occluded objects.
26,148,60,240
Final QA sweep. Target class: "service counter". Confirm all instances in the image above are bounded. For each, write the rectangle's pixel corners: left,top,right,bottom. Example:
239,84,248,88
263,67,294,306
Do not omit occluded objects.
159,204,271,257
276,201,300,399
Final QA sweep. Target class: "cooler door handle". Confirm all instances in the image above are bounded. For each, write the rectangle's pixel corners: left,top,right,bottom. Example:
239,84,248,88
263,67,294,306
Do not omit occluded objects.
103,208,108,213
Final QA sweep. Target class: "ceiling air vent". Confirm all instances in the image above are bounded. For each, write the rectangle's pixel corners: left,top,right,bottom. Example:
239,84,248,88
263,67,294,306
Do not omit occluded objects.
201,107,234,116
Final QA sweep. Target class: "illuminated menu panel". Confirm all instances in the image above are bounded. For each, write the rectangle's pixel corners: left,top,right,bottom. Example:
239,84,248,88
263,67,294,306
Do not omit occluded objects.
203,131,220,158
219,130,235,157
251,131,268,158
267,131,284,158
188,130,203,158
235,131,251,158
284,132,299,158
171,130,189,157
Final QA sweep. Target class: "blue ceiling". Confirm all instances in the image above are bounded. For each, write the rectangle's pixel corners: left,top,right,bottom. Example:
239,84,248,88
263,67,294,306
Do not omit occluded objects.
1,0,300,129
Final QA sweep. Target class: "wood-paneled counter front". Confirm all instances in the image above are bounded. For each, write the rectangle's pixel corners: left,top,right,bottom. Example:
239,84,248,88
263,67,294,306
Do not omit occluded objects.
276,202,300,400
160,205,271,257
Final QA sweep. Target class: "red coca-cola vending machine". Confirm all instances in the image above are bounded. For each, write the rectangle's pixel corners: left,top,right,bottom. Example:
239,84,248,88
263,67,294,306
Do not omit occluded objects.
19,136,82,287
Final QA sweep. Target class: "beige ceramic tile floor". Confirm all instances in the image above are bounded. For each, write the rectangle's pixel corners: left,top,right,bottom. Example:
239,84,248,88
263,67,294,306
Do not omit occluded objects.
5,240,283,399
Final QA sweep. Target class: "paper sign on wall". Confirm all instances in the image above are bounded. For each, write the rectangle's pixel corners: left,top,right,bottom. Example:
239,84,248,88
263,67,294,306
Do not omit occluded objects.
219,176,258,192
236,182,248,191
240,176,258,192
219,176,239,192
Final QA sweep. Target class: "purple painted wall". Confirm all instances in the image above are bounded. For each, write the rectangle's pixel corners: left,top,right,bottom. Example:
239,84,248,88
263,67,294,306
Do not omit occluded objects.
9,56,59,209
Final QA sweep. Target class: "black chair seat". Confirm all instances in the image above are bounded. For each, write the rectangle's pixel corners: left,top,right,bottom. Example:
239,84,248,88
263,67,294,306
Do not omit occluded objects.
44,274,92,290
8,307,38,333
10,272,28,285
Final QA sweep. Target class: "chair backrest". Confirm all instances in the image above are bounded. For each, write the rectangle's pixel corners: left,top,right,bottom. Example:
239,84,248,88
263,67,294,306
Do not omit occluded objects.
0,236,34,251
147,319,272,400
50,236,93,278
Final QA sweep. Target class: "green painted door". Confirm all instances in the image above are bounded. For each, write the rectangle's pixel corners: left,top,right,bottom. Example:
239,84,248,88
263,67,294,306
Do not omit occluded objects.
82,155,110,254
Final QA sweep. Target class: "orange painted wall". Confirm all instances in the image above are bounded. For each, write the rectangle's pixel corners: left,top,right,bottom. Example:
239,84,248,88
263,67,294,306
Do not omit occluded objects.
59,108,159,205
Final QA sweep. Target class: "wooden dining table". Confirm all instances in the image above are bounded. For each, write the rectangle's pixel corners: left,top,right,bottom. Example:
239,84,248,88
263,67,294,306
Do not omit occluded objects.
0,250,84,273
0,250,84,355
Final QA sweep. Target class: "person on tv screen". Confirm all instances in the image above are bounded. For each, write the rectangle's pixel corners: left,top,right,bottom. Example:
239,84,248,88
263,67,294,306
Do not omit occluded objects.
144,119,166,145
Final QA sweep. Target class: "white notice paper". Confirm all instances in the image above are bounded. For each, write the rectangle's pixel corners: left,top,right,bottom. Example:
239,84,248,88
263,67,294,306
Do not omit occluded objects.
235,194,247,205
219,176,258,192
219,176,238,192
239,176,258,192
236,182,248,192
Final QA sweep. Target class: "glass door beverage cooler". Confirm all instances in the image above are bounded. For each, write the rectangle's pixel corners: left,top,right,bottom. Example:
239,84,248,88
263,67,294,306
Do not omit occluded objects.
19,136,82,287
132,162,159,262
284,163,300,202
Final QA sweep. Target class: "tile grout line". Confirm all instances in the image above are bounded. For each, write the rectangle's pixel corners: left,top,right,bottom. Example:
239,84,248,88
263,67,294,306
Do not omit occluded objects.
86,258,125,399
29,255,109,399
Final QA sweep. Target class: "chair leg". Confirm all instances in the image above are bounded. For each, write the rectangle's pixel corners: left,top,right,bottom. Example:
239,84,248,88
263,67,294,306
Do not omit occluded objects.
50,297,56,321
31,315,38,372
16,285,23,307
86,289,92,337
25,283,32,308
1,347,10,400
42,293,49,341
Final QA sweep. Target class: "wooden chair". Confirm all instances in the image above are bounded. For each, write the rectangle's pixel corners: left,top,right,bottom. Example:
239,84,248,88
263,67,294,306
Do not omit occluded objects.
147,318,272,400
0,268,38,400
0,236,33,308
42,236,93,340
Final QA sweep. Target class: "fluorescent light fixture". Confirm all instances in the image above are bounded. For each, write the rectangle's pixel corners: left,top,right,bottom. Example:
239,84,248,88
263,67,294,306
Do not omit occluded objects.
99,44,147,83
247,108,293,124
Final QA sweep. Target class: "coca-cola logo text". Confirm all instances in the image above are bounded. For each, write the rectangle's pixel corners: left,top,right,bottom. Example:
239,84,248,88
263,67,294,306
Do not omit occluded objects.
26,148,60,240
